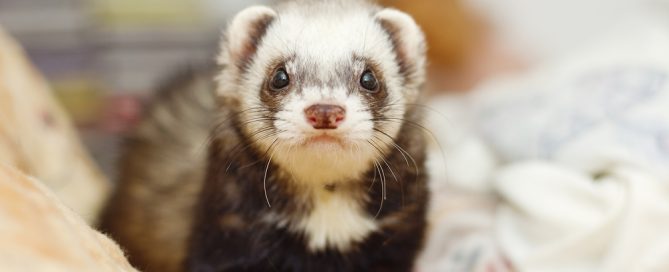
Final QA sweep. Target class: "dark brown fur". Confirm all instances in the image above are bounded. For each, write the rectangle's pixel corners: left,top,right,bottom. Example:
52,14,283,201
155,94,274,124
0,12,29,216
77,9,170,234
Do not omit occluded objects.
101,70,429,272
100,68,217,272
238,14,276,71
186,103,428,272
101,2,429,271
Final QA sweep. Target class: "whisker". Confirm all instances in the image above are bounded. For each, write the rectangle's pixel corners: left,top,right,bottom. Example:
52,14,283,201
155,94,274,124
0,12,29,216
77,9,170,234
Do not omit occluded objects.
368,156,378,192
215,107,271,124
235,130,288,170
372,135,410,206
371,159,386,219
368,139,399,184
263,138,281,208
373,117,447,170
373,129,419,177
224,129,280,172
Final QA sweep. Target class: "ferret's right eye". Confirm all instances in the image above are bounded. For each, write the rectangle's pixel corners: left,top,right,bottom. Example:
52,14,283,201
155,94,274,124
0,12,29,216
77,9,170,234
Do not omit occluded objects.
270,68,290,90
359,70,379,93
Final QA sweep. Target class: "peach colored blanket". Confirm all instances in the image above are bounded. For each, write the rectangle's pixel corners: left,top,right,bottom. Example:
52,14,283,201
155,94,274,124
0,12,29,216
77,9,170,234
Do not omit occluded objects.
0,25,131,271
0,164,136,271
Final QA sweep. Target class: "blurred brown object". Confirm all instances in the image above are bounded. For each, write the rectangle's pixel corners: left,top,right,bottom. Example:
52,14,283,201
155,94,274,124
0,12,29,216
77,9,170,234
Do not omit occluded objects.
378,0,525,92
378,0,482,70
0,26,110,223
0,164,137,272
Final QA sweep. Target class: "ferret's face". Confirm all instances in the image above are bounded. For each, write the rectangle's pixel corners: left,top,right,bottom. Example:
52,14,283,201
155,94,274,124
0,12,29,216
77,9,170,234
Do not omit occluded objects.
217,3,425,184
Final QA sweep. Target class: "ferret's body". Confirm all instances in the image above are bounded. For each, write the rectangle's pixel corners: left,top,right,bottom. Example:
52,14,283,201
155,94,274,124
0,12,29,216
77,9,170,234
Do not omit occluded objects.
100,69,216,272
102,1,429,271
189,110,427,272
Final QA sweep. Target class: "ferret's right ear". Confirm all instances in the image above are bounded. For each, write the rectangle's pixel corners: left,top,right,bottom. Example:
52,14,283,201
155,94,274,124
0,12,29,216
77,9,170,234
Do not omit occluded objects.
375,9,426,88
219,6,277,69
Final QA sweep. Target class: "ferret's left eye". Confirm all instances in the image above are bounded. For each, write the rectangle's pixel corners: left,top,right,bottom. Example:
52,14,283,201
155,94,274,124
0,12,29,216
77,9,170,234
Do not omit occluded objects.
360,70,379,92
270,68,290,90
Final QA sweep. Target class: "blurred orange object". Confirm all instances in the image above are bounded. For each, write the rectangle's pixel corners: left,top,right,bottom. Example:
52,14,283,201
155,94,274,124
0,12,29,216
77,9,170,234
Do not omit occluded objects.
379,0,483,70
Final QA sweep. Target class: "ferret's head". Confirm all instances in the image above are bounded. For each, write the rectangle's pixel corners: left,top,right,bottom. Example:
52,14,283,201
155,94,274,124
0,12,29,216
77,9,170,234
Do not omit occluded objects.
216,0,426,185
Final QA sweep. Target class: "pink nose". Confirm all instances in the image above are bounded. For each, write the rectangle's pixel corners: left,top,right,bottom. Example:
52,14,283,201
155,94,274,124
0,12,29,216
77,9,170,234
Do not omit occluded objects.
304,104,345,129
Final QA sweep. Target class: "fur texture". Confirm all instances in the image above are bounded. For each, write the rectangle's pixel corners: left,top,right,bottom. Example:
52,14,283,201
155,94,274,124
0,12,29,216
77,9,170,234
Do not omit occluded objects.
100,68,217,272
102,1,429,271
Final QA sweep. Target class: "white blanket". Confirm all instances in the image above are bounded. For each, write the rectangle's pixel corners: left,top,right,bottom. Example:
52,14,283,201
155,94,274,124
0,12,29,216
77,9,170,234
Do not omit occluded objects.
424,16,669,272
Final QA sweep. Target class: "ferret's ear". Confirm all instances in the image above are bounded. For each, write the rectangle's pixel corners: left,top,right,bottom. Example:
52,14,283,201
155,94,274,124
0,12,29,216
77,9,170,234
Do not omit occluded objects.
219,6,277,69
375,9,426,85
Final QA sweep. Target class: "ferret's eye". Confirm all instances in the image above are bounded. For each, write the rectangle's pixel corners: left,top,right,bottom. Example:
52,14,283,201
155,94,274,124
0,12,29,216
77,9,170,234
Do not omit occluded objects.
270,68,290,90
360,70,378,92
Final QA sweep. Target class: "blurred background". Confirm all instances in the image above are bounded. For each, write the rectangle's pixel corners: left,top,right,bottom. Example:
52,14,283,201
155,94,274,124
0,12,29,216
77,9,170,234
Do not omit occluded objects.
0,0,495,178
4,0,666,178
0,0,268,177
3,0,669,271
0,0,448,179
4,0,667,179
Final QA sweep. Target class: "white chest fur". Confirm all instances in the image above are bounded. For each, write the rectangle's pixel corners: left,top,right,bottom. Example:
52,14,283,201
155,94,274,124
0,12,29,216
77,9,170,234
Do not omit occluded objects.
294,191,378,252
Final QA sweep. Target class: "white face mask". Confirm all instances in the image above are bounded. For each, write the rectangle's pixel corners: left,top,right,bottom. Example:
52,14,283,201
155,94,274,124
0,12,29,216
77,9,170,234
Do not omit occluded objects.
466,0,649,61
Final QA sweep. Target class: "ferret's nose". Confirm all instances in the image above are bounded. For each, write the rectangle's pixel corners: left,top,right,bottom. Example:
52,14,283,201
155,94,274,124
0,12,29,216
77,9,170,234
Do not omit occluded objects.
304,104,346,129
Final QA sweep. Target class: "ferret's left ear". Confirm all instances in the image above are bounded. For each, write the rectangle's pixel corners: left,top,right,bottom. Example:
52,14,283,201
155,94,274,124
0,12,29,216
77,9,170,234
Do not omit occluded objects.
219,6,277,69
375,9,427,85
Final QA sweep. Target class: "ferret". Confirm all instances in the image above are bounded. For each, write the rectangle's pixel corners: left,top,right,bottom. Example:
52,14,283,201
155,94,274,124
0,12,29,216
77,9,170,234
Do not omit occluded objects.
101,0,429,271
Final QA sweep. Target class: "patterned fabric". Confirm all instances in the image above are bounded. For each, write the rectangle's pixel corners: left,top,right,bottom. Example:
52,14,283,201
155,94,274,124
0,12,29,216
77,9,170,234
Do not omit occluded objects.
416,187,513,272
423,18,669,272
0,26,109,223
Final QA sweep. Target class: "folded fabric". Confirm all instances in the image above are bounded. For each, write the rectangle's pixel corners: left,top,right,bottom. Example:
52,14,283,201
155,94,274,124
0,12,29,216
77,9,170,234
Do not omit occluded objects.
471,20,669,271
495,162,669,272
424,14,669,272
0,164,136,272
